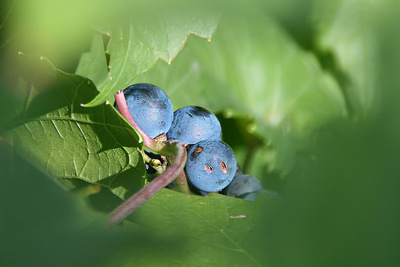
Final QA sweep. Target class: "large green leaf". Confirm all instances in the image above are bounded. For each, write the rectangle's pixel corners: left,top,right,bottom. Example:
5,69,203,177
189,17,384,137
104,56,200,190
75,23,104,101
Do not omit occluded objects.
134,11,348,173
6,54,146,199
107,189,280,266
76,8,220,106
1,142,282,266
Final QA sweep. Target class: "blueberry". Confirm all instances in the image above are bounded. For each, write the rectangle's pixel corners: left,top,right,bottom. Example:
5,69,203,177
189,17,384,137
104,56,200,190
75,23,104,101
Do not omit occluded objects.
226,174,278,201
114,83,173,139
185,140,237,192
167,106,222,145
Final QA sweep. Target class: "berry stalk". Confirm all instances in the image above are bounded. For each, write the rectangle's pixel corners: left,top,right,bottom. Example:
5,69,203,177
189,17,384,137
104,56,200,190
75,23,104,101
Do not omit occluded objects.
108,140,187,226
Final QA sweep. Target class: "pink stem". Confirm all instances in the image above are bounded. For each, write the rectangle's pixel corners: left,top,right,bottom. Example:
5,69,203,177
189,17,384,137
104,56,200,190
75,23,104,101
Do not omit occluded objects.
114,90,157,151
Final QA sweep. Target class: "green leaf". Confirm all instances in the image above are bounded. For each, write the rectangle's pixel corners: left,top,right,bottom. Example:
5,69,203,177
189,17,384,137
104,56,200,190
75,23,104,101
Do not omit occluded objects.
2,2,400,267
76,8,220,107
0,3,16,50
74,33,108,94
7,53,146,200
106,189,281,266
134,11,348,172
313,0,380,119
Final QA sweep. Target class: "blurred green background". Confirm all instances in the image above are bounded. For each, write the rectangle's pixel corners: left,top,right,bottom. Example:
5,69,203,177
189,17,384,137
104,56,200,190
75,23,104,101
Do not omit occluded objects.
1,0,400,266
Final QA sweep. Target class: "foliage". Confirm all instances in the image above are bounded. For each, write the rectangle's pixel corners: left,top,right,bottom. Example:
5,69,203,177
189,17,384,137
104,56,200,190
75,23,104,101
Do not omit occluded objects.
1,0,400,266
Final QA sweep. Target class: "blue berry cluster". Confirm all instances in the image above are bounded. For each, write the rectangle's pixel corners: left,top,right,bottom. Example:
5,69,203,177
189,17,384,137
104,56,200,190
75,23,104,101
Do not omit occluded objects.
115,83,268,199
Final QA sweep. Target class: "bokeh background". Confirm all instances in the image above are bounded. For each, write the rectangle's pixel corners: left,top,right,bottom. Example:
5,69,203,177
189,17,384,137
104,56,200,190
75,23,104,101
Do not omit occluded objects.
1,0,400,266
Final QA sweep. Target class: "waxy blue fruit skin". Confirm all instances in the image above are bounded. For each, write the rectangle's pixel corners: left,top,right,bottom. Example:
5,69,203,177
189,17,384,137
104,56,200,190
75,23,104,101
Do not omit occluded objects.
167,106,222,145
226,174,264,201
226,174,278,201
115,83,173,139
185,140,237,192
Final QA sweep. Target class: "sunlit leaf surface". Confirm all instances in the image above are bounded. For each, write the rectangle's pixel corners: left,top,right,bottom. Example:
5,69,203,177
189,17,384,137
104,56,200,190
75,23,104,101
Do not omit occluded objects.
76,9,219,106
8,54,146,199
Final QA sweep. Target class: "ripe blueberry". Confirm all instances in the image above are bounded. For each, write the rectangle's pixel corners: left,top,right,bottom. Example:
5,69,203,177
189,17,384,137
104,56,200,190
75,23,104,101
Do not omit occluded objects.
167,106,222,145
185,140,236,192
114,83,173,139
226,174,276,201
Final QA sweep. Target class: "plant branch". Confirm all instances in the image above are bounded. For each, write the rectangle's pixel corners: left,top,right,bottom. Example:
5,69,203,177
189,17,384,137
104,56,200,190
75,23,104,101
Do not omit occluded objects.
108,140,187,226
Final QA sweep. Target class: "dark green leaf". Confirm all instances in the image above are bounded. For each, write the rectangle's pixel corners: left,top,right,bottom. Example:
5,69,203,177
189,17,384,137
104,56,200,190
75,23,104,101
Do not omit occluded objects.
7,53,146,199
113,189,281,266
